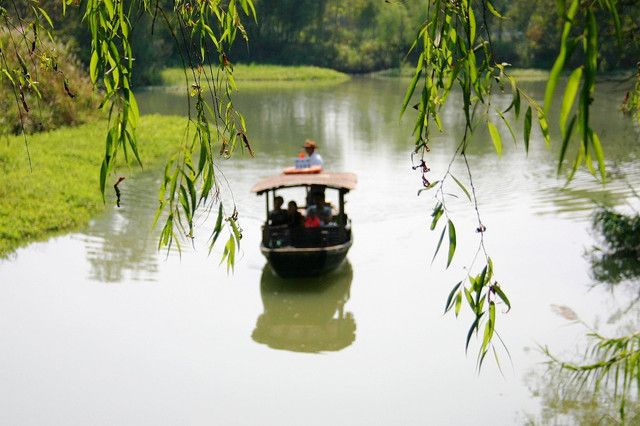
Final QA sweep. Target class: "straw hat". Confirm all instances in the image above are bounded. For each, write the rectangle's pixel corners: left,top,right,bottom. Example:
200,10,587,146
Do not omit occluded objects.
303,139,317,149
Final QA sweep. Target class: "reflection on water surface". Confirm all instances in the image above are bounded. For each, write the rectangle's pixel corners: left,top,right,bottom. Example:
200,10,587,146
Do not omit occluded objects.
253,262,355,353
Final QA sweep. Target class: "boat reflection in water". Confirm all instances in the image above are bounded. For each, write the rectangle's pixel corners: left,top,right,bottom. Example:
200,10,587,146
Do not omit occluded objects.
252,262,355,353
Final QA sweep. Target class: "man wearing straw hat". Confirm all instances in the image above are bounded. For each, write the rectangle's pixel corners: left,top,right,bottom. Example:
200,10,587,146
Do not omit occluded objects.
303,139,323,168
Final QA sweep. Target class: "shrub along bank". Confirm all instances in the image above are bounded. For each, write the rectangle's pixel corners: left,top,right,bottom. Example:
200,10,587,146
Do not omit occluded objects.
0,114,188,256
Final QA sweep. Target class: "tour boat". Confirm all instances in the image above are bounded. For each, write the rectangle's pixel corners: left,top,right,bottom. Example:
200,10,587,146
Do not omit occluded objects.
251,172,357,278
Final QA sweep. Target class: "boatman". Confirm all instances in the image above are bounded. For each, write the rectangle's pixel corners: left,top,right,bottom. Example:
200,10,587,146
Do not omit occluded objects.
303,139,323,168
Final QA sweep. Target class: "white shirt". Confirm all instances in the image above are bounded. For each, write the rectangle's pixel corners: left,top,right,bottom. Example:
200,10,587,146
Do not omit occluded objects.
308,152,323,167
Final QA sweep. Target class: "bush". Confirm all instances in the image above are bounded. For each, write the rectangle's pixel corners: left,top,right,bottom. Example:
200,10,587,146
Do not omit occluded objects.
594,209,640,254
0,29,99,136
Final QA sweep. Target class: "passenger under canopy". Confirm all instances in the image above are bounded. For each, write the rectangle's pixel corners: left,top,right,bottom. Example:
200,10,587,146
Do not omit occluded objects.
253,172,357,278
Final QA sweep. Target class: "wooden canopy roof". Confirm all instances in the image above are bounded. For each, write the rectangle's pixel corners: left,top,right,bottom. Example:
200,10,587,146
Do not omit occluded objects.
251,172,357,194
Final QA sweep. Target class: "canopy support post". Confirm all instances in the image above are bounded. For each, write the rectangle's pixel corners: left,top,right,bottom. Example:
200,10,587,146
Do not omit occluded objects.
338,189,345,226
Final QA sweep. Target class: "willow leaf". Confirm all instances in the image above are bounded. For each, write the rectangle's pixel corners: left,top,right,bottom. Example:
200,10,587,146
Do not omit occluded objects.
445,281,463,313
431,225,447,264
447,219,456,268
497,111,516,145
451,174,472,202
493,284,511,311
430,203,443,230
538,110,550,147
524,106,532,154
487,122,502,156
486,1,504,18
466,313,483,353
543,0,579,115
558,115,576,175
560,67,582,133
590,130,606,183
401,53,423,118
454,292,463,316
89,50,99,84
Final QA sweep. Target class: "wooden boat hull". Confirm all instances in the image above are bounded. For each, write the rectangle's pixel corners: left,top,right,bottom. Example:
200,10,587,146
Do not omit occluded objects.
261,239,352,278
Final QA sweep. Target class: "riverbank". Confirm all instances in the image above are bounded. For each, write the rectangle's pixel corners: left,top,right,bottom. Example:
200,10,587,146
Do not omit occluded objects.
0,115,188,257
371,66,552,81
159,64,350,88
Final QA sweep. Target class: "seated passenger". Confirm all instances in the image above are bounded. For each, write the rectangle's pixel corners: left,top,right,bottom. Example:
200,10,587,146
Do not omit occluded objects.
307,194,333,226
304,210,321,228
287,201,304,228
268,196,288,226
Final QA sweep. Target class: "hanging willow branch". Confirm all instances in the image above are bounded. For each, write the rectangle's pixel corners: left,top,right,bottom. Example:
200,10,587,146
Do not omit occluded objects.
404,0,622,367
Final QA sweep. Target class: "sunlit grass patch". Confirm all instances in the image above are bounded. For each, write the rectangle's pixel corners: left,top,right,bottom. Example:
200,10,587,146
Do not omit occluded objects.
0,115,187,257
159,64,350,87
506,68,550,81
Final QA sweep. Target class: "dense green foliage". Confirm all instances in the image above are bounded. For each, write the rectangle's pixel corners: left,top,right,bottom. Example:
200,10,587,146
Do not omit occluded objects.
11,0,637,77
0,31,99,135
594,209,640,255
0,114,186,256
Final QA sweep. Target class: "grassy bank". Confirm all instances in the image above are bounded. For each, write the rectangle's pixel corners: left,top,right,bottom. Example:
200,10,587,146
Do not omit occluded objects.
372,66,551,81
0,115,188,257
159,64,350,88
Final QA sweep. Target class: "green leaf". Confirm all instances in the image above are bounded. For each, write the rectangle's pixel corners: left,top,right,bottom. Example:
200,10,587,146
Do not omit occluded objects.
99,158,107,201
454,291,462,316
558,115,576,175
590,130,606,183
481,301,496,357
497,111,516,145
492,284,511,311
89,50,99,84
560,67,583,133
209,203,224,254
451,174,471,202
487,122,502,156
445,281,463,313
464,287,475,310
430,203,443,231
468,5,476,46
538,110,550,147
417,180,439,196
465,313,483,353
543,0,579,116
447,219,456,268
486,1,504,18
431,225,447,264
524,106,532,153
401,53,423,118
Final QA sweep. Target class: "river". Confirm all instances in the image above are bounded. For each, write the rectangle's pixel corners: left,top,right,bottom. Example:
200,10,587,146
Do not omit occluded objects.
1,76,639,425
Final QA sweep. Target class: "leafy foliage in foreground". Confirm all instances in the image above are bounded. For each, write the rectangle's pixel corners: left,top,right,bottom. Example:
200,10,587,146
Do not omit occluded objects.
0,115,186,257
405,0,621,365
3,0,256,266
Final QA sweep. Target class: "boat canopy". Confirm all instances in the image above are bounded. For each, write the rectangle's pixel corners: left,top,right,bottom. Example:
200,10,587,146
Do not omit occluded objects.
251,172,357,195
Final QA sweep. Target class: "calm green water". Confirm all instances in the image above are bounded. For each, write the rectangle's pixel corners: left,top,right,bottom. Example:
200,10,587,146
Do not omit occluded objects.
1,77,639,425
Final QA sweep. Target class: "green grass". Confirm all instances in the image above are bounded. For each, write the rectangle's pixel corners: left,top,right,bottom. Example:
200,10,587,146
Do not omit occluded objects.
371,66,552,81
0,115,188,257
159,64,350,88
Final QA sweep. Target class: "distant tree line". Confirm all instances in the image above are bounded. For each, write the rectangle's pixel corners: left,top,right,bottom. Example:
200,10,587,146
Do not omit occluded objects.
7,0,637,85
